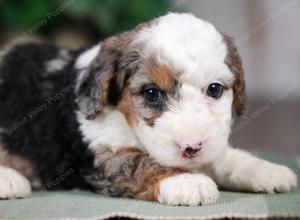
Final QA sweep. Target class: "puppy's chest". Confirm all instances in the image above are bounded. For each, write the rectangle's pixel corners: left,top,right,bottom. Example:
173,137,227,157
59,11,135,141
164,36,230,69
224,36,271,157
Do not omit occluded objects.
76,107,142,152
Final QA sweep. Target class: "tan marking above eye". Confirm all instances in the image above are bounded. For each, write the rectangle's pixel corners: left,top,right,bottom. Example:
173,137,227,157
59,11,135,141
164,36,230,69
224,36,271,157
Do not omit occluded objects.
148,65,176,92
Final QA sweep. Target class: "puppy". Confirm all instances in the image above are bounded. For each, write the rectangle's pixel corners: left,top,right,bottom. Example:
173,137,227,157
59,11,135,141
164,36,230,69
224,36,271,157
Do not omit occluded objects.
0,13,297,206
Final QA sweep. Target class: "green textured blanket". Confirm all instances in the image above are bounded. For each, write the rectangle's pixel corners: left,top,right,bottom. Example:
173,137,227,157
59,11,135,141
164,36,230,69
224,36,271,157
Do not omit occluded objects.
1,153,299,220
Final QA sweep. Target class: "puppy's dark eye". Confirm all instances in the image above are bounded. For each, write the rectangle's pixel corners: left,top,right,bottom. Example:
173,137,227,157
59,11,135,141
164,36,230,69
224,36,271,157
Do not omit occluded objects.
207,83,223,99
144,87,163,105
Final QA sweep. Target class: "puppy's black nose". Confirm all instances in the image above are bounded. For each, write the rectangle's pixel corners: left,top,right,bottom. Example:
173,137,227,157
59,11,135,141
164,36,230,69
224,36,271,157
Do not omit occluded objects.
178,142,202,158
184,146,201,156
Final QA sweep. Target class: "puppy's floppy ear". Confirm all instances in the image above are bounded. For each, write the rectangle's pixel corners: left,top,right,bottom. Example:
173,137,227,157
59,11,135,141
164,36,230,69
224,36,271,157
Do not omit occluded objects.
75,38,124,119
75,35,136,119
76,67,112,119
223,34,246,116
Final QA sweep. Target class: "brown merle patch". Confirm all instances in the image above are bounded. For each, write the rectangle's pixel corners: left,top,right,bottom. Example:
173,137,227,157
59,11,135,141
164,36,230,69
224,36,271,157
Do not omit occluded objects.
84,147,186,201
223,34,246,116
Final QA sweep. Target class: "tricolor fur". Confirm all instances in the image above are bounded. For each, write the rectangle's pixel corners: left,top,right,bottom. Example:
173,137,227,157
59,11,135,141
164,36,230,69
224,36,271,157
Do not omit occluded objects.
0,13,297,205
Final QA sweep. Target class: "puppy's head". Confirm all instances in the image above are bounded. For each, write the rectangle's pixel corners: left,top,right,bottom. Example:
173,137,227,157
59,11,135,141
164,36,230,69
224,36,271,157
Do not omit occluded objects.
76,13,245,168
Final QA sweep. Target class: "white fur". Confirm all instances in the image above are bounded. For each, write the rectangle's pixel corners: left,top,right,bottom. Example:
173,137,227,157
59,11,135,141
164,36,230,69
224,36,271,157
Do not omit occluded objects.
45,59,68,73
133,13,231,85
45,49,71,74
75,44,101,70
0,166,31,199
75,44,101,92
134,85,232,168
76,13,297,204
76,107,141,152
130,13,233,168
45,50,70,73
212,147,298,192
158,173,219,206
134,13,297,195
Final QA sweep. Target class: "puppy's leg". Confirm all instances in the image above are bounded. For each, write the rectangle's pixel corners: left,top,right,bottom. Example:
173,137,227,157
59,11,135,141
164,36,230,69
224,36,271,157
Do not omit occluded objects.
0,144,32,199
212,147,297,193
0,166,31,199
83,147,219,206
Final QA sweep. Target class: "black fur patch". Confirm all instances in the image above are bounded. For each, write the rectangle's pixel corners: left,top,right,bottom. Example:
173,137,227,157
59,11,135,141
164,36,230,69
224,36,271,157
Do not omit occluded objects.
0,43,94,190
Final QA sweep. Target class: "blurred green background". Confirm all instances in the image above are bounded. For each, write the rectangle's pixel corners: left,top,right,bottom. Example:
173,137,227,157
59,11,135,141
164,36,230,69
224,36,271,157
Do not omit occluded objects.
0,0,180,48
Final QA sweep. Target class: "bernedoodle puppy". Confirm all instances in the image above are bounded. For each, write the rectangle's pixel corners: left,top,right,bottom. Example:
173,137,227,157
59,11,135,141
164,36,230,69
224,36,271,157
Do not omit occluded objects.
0,13,297,206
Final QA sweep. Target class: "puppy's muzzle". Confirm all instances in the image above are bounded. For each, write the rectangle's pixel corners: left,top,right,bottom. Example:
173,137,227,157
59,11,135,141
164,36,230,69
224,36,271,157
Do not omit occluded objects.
179,142,202,158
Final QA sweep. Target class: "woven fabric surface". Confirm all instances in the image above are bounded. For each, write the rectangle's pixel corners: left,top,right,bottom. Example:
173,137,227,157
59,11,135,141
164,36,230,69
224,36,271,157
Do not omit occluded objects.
0,152,299,220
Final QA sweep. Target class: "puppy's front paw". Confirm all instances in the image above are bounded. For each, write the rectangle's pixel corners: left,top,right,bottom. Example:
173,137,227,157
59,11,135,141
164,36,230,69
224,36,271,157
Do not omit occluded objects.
158,173,219,206
234,161,297,193
0,167,31,199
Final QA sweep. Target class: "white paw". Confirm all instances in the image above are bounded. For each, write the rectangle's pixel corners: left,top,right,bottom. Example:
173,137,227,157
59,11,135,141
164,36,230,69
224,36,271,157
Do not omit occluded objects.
0,166,31,199
233,161,298,193
158,173,219,206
